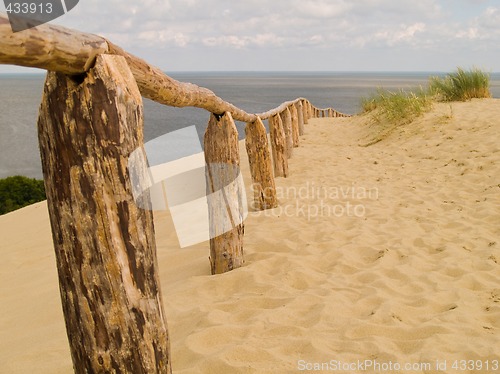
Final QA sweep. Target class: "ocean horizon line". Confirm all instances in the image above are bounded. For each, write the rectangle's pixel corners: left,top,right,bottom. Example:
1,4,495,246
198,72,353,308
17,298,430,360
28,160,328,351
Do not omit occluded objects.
2,70,500,77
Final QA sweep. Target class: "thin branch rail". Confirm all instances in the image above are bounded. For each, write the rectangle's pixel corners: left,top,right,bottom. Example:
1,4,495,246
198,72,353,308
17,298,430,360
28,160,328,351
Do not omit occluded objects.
0,12,348,122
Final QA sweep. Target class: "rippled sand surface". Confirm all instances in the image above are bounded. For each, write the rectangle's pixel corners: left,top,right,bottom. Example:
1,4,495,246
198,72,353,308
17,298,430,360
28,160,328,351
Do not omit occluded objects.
1,99,499,373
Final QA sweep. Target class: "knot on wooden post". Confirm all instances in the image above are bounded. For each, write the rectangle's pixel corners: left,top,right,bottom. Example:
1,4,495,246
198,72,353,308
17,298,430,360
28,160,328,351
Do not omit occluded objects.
204,112,245,275
245,117,278,211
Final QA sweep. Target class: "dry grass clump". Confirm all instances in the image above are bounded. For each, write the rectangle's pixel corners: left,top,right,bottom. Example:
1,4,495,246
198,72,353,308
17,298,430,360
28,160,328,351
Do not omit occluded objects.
361,87,432,124
359,67,491,146
360,87,432,146
429,67,491,101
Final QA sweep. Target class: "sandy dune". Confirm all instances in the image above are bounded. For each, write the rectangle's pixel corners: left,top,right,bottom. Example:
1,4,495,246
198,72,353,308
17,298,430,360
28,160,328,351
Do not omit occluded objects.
1,99,499,373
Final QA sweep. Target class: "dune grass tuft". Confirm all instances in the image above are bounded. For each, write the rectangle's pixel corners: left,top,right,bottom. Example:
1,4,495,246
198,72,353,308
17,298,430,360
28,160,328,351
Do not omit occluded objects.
359,67,491,146
361,87,432,123
429,67,491,102
360,87,432,146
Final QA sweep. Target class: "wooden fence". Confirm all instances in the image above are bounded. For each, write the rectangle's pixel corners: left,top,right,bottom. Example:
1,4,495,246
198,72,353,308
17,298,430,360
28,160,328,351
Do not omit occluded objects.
0,12,350,373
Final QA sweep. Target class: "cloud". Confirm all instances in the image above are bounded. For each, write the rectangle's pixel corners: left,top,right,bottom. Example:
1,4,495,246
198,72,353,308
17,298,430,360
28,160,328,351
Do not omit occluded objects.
3,0,498,71
57,0,443,49
374,22,427,46
453,6,500,46
476,6,500,31
295,0,353,19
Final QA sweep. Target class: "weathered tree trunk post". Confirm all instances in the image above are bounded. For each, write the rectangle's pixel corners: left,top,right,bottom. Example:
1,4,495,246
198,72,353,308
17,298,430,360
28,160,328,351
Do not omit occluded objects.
245,117,278,211
296,101,305,135
279,107,293,159
204,112,245,275
37,55,172,373
289,104,300,148
302,100,309,124
268,114,288,178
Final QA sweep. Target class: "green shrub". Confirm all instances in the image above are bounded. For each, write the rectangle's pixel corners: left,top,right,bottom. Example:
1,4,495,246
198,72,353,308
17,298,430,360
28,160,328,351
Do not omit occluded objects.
0,176,46,215
429,67,491,101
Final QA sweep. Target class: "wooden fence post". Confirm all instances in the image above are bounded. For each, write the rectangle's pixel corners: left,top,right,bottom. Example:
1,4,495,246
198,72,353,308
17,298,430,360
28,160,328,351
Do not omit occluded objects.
290,104,300,148
279,107,293,159
296,101,305,135
302,100,309,124
204,112,245,274
37,55,172,373
268,114,288,178
245,117,278,211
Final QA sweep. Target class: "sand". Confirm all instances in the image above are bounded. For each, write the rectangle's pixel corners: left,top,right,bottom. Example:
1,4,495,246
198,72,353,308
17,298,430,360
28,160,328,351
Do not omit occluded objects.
1,99,499,373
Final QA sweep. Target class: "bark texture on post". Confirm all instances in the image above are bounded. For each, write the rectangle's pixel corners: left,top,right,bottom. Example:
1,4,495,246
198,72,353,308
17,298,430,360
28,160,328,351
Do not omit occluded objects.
290,104,300,148
245,117,278,211
37,55,171,373
302,100,309,124
296,101,305,136
307,101,313,120
279,107,293,159
204,112,245,275
268,114,288,178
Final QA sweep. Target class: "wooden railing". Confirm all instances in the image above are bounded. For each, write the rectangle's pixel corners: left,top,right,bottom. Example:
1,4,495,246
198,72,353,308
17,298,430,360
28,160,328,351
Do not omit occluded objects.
0,12,350,374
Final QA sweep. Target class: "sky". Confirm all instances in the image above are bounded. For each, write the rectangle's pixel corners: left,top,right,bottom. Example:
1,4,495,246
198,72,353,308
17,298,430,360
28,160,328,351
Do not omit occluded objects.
1,0,500,72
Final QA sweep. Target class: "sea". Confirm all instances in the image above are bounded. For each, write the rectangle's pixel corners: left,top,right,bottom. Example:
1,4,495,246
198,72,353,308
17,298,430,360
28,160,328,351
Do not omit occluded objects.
1,71,499,179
